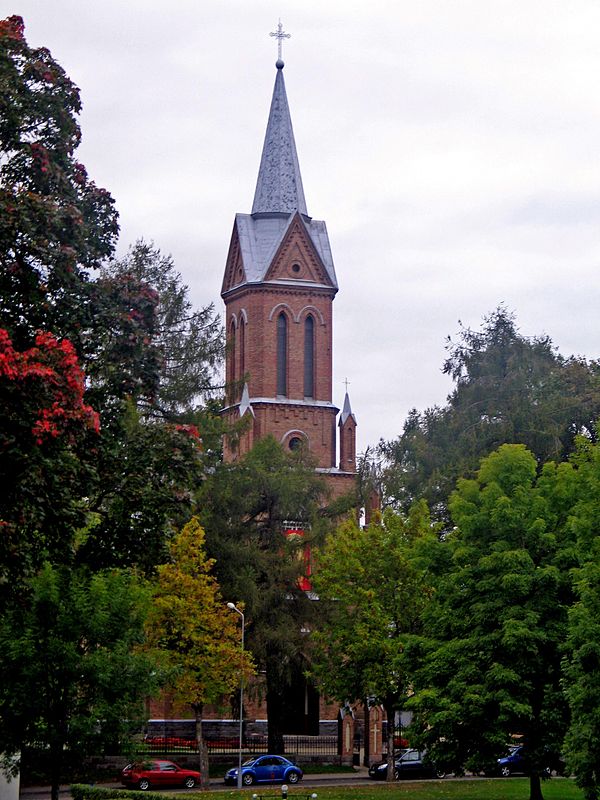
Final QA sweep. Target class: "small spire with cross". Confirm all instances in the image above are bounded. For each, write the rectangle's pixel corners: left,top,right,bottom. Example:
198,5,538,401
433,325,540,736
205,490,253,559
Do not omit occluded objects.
270,19,291,65
343,378,351,393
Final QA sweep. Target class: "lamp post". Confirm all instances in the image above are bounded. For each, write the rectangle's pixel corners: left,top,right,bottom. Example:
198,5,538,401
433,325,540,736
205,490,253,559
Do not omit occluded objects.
227,602,245,790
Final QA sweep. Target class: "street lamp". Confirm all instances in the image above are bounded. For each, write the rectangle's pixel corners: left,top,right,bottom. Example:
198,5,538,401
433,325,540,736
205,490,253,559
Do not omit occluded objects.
227,602,245,790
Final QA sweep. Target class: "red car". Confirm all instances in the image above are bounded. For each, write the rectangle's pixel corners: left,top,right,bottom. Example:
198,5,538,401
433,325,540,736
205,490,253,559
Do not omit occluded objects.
121,759,201,790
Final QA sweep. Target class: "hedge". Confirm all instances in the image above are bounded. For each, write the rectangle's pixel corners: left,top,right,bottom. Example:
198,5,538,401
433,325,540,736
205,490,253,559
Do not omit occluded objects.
71,786,166,800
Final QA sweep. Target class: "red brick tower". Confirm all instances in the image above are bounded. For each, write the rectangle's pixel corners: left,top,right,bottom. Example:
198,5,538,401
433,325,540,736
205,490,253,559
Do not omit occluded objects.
221,54,356,495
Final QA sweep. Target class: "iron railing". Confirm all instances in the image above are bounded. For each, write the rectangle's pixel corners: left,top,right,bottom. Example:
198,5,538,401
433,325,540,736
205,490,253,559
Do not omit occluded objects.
142,734,338,757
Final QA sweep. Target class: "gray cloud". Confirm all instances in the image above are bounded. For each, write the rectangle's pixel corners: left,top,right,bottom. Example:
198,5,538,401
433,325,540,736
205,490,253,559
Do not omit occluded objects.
12,0,600,453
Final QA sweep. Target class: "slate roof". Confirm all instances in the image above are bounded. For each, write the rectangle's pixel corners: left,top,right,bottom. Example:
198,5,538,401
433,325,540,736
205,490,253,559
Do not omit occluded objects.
232,212,337,290
339,392,356,426
252,63,307,216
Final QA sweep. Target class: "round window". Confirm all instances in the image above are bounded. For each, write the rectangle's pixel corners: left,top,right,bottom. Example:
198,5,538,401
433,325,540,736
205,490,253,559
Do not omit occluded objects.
288,436,303,451
291,263,301,274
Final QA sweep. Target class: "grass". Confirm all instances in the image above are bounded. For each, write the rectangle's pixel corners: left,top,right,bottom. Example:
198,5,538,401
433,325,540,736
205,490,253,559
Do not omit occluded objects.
194,778,585,800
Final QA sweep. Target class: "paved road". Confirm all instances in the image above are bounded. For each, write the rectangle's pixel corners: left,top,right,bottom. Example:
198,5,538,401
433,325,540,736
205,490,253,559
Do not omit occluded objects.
20,770,374,800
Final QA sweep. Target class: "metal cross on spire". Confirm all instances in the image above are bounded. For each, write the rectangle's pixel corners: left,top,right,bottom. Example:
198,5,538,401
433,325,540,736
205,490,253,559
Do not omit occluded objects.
270,19,291,62
343,378,351,392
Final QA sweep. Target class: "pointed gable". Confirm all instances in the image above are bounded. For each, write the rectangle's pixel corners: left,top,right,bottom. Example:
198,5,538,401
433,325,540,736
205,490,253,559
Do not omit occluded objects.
264,213,333,287
222,212,338,297
221,225,247,295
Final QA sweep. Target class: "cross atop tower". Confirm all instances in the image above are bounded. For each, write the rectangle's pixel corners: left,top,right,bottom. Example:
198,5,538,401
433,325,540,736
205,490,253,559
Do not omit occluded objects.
270,20,291,63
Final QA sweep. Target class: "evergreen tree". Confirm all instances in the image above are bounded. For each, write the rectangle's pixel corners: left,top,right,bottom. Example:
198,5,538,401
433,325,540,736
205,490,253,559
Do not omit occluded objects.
380,307,600,520
99,240,224,420
198,436,329,753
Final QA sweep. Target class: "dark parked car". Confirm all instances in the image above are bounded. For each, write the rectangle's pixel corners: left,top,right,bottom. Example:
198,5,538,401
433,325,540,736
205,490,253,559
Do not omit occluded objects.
497,745,563,777
368,749,445,780
121,759,201,790
224,755,303,786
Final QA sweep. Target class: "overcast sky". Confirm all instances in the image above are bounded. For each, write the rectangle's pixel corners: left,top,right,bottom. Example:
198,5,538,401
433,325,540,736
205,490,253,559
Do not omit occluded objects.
11,0,600,454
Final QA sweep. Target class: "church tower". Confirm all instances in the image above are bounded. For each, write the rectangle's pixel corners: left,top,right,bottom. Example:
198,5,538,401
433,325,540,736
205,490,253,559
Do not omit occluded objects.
221,41,356,494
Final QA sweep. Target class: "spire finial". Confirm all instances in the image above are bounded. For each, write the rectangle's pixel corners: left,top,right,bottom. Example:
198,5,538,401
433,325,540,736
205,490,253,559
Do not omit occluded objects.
343,378,351,393
270,19,291,67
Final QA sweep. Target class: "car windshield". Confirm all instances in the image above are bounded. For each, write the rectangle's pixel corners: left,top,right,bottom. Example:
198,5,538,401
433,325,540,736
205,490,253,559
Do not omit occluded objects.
242,758,257,767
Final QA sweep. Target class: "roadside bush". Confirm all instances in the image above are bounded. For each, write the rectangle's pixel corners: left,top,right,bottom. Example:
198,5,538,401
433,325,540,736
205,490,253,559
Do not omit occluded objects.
71,786,163,800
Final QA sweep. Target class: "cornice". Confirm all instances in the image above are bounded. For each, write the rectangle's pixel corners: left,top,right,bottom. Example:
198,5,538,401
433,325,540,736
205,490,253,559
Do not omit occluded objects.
222,281,337,303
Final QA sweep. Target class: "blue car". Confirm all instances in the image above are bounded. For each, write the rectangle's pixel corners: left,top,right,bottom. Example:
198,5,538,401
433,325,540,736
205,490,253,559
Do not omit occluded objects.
224,755,303,786
497,745,558,777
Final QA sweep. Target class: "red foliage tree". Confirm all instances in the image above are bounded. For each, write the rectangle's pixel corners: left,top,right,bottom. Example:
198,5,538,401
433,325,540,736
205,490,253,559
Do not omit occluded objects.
0,328,100,590
0,15,119,352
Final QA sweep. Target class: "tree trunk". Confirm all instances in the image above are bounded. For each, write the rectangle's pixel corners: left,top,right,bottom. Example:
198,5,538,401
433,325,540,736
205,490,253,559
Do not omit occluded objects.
384,701,396,783
266,656,286,754
193,703,210,791
49,739,62,800
529,772,544,800
363,701,370,767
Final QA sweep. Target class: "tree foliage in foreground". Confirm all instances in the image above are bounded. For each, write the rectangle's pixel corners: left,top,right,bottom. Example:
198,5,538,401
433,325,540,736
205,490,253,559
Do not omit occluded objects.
0,328,99,593
409,444,575,800
198,436,332,752
559,440,600,800
0,15,119,352
0,16,226,794
380,307,600,520
99,241,224,420
146,518,254,789
311,503,435,780
0,565,159,800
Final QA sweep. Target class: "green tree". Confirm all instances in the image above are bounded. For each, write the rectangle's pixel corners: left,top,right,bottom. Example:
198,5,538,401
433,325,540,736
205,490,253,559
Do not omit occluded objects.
78,247,225,574
380,307,600,520
311,503,435,779
99,240,224,420
563,555,600,800
198,436,331,753
147,518,254,789
558,439,600,799
0,15,119,353
409,444,573,800
0,327,100,594
0,565,159,800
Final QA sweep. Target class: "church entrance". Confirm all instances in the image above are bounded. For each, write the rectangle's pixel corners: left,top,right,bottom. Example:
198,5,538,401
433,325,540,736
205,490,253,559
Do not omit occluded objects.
280,660,320,735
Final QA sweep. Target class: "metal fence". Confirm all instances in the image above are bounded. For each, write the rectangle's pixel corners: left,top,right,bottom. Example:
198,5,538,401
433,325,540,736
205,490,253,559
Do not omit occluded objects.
142,734,338,758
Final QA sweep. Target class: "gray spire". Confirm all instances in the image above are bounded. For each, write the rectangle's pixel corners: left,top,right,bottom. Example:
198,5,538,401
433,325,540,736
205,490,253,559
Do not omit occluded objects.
251,63,308,216
340,392,355,426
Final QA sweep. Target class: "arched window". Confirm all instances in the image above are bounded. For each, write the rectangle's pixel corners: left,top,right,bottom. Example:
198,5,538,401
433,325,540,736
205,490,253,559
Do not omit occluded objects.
277,312,287,396
239,317,246,385
228,319,236,402
304,315,314,398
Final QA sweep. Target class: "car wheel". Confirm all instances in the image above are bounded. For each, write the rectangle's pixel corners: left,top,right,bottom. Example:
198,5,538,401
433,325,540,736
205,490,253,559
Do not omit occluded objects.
242,773,254,786
184,777,196,789
500,766,511,777
435,769,447,779
138,778,150,791
288,771,300,784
